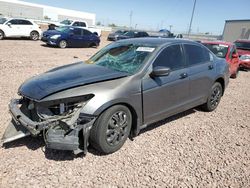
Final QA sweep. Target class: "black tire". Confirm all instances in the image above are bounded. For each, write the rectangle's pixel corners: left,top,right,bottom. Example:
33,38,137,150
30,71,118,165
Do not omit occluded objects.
0,30,4,40
90,105,132,154
58,40,67,48
30,31,39,41
201,82,223,112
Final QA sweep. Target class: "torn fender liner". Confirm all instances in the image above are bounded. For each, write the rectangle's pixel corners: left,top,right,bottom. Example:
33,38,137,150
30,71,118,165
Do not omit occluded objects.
2,120,30,144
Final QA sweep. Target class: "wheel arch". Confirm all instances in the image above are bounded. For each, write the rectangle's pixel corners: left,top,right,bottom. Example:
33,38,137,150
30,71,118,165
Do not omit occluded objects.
92,101,141,138
0,29,5,37
215,77,225,95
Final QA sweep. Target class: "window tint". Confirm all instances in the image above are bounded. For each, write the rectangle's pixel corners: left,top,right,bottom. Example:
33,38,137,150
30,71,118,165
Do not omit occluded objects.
79,22,86,27
7,19,19,25
73,28,82,35
153,45,185,70
83,29,92,36
184,44,210,66
19,20,33,25
72,22,79,26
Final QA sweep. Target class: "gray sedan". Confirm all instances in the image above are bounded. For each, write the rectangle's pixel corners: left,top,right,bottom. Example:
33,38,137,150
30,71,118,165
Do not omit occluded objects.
3,38,230,155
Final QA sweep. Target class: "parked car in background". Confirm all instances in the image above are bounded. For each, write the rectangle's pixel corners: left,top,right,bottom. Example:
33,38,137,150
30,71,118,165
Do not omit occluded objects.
234,39,250,70
3,38,229,155
202,41,240,78
48,19,102,37
41,26,100,48
117,31,149,40
107,30,128,41
0,17,42,40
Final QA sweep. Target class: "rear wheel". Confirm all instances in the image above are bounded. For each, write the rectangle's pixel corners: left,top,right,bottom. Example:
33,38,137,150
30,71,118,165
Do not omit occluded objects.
90,105,132,154
201,82,223,112
58,40,67,48
0,30,4,40
30,31,39,40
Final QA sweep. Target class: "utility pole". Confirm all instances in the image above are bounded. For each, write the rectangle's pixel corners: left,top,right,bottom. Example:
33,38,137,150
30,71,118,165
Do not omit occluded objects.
169,25,173,32
129,11,133,30
188,0,197,37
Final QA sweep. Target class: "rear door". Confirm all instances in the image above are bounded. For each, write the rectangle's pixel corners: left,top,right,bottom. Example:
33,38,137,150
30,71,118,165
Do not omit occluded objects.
142,44,189,124
184,44,215,105
18,19,33,36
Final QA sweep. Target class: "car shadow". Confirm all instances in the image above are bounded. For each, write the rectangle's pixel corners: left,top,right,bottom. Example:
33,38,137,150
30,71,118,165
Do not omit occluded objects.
139,108,197,135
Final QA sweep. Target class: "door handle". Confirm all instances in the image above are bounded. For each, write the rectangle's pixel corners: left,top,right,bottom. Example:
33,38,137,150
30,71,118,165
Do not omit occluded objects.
180,72,188,79
208,65,214,70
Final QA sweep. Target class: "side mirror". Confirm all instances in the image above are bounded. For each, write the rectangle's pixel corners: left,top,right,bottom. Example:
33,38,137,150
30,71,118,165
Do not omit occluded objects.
7,22,11,26
232,53,238,58
150,66,171,77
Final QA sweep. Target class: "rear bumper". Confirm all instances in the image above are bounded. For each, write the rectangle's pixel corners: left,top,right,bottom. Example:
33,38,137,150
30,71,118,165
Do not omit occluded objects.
5,99,96,154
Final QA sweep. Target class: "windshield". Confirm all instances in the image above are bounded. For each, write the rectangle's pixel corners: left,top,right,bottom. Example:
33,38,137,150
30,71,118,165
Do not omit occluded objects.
203,43,228,58
0,18,7,24
56,26,71,33
60,20,73,25
235,41,250,50
86,43,156,74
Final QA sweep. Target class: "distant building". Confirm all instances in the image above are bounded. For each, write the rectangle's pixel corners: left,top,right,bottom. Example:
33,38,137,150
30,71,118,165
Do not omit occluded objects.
222,19,250,42
0,0,96,26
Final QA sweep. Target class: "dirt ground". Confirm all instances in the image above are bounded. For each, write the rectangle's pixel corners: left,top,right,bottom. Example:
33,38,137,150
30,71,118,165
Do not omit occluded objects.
0,36,249,188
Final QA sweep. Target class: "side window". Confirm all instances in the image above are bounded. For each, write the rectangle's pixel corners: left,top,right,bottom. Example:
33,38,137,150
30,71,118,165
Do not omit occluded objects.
79,22,86,27
83,29,92,36
153,44,185,70
20,20,33,25
72,22,80,26
184,44,210,66
7,19,19,25
73,28,81,35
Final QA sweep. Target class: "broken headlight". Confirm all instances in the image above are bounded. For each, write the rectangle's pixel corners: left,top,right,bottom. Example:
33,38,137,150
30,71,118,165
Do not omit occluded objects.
34,95,94,120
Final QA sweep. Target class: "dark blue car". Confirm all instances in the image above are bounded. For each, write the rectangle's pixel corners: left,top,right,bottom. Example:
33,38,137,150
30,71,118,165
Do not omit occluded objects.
41,26,100,48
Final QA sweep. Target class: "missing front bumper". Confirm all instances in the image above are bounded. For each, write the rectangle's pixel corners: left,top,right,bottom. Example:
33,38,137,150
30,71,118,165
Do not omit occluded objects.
3,99,96,155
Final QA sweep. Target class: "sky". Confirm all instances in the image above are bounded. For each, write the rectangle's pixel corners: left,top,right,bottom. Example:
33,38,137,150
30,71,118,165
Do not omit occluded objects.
23,0,250,35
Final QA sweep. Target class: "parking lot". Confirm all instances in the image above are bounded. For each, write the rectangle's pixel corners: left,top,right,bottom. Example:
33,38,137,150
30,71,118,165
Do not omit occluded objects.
0,36,249,187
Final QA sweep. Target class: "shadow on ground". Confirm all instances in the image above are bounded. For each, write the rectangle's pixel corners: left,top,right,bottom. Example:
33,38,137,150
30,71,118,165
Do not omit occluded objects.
2,108,199,161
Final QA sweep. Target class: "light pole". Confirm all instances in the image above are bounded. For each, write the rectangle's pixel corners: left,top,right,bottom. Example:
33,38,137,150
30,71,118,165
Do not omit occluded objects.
188,0,197,37
169,25,173,32
129,11,133,30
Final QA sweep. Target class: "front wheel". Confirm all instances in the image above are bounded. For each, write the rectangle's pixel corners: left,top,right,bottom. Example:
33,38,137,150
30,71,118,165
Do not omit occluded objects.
90,105,132,154
201,82,223,112
30,31,39,40
0,30,4,40
58,40,67,48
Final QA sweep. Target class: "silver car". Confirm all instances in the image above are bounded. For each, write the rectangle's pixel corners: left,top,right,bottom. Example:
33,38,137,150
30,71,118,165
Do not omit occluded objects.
3,38,230,155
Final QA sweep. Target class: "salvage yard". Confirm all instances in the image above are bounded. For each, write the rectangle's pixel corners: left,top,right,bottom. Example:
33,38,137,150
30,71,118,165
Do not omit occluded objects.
0,37,249,187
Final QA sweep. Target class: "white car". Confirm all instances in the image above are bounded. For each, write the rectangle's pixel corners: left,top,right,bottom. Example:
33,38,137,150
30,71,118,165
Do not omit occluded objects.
0,18,42,40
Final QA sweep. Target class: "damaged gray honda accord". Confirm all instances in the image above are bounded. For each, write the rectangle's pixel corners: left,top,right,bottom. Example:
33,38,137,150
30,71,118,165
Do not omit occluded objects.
2,38,230,155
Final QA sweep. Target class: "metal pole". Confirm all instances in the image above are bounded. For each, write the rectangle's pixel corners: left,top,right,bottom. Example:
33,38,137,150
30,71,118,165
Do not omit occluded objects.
129,11,133,30
188,0,197,37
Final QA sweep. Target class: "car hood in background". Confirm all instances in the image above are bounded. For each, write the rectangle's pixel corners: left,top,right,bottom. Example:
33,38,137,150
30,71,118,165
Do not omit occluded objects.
237,49,250,56
18,62,129,100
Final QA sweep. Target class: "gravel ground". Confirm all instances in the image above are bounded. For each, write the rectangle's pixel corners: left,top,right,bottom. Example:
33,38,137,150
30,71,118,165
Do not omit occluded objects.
0,37,249,188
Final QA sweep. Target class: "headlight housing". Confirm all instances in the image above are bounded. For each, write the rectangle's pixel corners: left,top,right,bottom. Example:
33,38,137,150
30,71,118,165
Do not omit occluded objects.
50,34,61,39
240,55,250,61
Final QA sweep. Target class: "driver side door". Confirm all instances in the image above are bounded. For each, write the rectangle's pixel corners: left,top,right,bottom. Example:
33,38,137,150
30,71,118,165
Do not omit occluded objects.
4,19,20,37
142,44,189,124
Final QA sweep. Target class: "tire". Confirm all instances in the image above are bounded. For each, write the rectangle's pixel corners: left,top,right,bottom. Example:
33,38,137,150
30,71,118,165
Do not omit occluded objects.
0,30,4,40
90,105,132,154
30,31,39,41
201,82,223,112
58,40,67,48
231,68,239,79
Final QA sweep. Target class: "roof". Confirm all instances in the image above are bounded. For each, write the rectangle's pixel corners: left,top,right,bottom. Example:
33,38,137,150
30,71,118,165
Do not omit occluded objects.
201,40,233,46
225,19,250,23
116,37,197,46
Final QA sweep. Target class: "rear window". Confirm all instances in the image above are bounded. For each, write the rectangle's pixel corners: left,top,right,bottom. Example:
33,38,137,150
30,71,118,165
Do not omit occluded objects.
235,41,250,50
203,43,229,58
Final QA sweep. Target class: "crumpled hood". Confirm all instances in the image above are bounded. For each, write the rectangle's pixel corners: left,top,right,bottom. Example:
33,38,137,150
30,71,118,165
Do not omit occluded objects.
18,62,128,100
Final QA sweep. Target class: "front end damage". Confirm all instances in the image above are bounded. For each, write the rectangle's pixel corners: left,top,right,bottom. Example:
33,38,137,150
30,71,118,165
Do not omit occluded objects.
2,95,96,155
